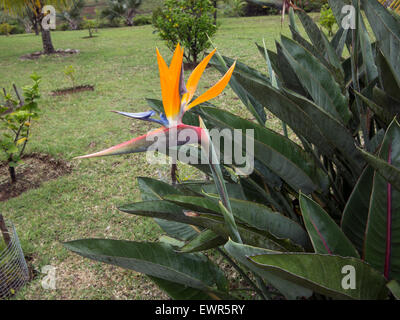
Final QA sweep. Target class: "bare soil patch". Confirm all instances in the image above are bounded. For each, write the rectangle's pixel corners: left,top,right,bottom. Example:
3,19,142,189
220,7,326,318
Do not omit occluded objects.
50,85,95,96
0,153,72,202
20,49,79,60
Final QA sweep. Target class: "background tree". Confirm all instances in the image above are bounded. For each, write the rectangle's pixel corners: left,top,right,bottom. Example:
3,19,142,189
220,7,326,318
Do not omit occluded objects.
101,0,142,26
1,0,73,54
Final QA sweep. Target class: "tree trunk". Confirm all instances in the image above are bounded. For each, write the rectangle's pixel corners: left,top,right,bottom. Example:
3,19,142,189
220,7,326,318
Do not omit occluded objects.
41,28,55,54
8,165,16,184
213,0,217,25
34,19,40,35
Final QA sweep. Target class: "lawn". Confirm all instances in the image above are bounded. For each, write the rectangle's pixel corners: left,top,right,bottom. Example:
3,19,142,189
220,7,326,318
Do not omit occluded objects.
0,15,312,300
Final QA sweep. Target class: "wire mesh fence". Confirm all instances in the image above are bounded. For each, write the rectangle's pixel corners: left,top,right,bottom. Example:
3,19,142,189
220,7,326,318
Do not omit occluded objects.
0,220,30,299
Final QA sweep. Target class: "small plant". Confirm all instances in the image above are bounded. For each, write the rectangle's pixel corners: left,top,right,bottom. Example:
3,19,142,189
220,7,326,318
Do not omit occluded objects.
133,14,152,26
152,0,218,65
319,4,336,36
0,74,41,184
0,23,14,36
64,65,76,89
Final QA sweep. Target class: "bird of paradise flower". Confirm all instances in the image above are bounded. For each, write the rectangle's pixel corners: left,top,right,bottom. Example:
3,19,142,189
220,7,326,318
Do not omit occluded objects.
75,44,236,160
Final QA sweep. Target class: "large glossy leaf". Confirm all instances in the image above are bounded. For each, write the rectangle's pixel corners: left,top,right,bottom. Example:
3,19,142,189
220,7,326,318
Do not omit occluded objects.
195,106,329,194
296,10,344,82
164,194,309,248
224,240,312,300
138,177,183,201
118,200,289,251
376,49,400,102
209,55,267,126
387,280,400,299
362,0,400,80
341,166,375,254
300,193,359,258
364,119,400,281
280,36,351,124
248,253,388,300
179,229,225,253
177,181,246,200
64,240,228,291
199,117,241,244
148,276,214,300
137,177,199,241
283,88,363,176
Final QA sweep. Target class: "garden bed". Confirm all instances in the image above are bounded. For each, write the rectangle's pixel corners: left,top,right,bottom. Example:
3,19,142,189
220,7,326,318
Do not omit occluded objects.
0,153,72,202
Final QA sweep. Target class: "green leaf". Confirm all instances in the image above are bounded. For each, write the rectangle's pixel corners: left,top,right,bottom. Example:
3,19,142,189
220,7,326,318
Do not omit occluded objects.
299,193,359,258
361,0,400,80
64,240,228,291
148,276,214,300
341,166,375,254
138,177,183,201
179,229,225,253
296,10,344,82
137,177,198,241
224,240,312,300
209,55,267,126
164,194,309,248
387,280,400,299
118,200,288,251
280,36,351,124
376,49,400,102
155,219,199,241
196,106,329,194
248,253,388,300
363,119,400,281
199,116,241,244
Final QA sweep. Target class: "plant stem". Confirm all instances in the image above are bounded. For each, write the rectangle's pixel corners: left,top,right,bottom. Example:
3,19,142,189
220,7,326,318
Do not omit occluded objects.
171,163,177,185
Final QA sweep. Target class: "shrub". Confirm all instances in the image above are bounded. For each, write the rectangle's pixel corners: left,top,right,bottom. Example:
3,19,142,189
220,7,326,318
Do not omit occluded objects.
319,4,336,36
0,74,41,184
0,23,13,36
133,14,152,26
152,0,218,65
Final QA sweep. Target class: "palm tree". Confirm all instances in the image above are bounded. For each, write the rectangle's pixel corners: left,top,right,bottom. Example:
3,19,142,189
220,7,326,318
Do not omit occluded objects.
101,0,142,26
1,0,72,54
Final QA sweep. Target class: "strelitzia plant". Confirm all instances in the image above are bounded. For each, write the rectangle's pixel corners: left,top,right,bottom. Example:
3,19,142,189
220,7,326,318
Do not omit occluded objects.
75,43,236,160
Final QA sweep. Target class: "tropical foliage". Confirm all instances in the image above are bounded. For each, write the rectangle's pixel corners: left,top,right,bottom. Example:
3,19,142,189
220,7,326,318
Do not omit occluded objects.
101,0,142,26
66,0,400,300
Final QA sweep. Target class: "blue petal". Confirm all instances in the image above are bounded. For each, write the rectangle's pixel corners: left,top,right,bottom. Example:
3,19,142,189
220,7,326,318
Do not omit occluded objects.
113,110,169,126
114,110,156,119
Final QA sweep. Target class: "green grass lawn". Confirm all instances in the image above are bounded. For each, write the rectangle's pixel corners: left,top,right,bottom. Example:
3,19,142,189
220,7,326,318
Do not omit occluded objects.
0,15,314,300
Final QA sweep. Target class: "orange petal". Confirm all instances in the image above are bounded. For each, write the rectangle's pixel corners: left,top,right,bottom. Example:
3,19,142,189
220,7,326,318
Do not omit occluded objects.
186,61,236,110
182,49,216,108
168,44,184,120
156,48,172,119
